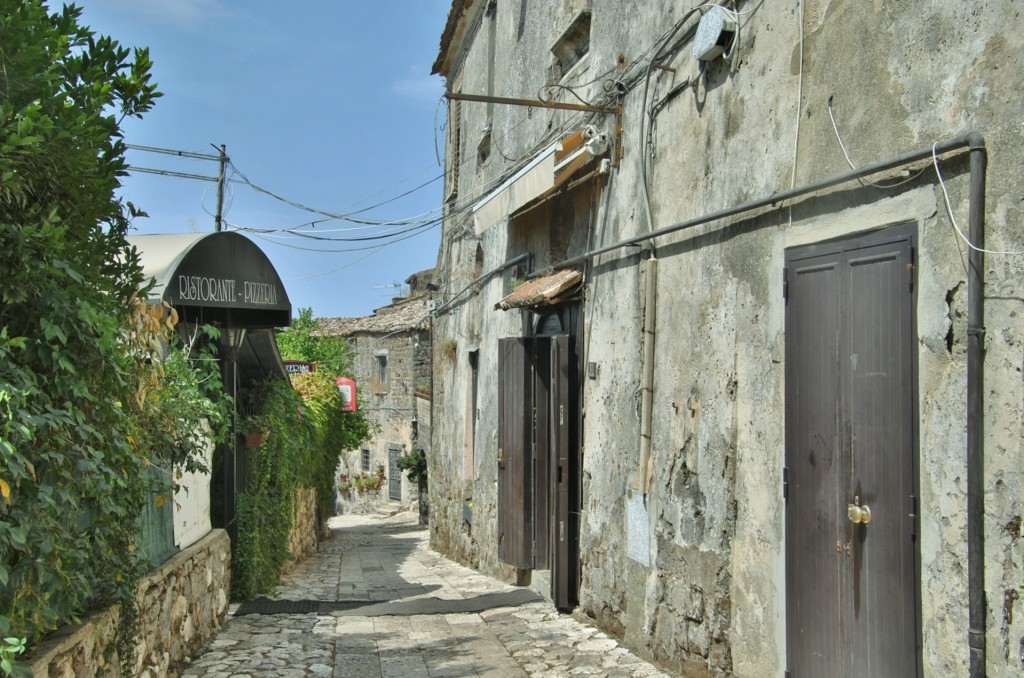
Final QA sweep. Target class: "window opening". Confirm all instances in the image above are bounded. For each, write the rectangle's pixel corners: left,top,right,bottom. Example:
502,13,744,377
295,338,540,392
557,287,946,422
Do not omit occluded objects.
551,10,591,80
375,353,388,386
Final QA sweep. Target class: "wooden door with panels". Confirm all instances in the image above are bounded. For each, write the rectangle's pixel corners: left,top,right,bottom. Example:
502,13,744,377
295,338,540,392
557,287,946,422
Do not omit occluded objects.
784,223,921,677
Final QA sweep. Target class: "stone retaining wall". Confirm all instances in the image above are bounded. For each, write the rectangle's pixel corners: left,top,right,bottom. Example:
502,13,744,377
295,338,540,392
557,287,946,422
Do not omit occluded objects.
24,528,231,678
285,485,319,569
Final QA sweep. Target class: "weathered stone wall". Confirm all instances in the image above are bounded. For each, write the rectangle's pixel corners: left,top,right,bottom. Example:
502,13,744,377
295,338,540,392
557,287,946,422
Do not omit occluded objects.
24,529,230,677
339,328,430,510
431,1,1024,676
285,485,320,568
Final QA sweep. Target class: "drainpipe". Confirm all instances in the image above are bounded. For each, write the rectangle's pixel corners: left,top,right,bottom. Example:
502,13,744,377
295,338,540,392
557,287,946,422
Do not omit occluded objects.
966,132,986,678
636,254,657,496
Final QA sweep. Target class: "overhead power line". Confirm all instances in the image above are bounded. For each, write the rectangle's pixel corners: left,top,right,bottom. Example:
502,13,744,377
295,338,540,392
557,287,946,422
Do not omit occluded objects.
126,143,229,230
127,166,218,182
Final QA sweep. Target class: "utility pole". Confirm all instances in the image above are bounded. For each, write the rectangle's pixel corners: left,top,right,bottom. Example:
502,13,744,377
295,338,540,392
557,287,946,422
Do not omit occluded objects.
215,144,227,232
125,143,227,232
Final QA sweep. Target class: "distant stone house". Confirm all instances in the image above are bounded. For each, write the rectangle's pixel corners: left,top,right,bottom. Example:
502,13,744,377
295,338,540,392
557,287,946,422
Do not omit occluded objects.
428,2,1022,677
317,270,433,513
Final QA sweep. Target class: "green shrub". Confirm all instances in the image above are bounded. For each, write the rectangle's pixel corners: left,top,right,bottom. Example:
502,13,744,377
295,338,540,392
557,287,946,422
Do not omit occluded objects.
0,0,163,658
0,3,228,671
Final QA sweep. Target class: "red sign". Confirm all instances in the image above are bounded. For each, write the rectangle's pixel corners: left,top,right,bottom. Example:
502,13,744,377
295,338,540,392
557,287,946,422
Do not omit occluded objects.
336,376,357,412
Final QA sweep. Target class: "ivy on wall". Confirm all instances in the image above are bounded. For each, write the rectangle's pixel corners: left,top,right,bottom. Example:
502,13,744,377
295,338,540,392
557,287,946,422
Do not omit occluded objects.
232,371,371,600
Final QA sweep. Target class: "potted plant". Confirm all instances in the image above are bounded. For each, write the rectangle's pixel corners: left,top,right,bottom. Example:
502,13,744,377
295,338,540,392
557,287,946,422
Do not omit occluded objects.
354,472,384,495
241,413,271,447
338,473,353,498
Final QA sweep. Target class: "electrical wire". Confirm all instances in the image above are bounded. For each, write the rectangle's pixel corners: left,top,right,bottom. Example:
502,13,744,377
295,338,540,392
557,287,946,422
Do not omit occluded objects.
284,224,442,282
229,162,439,227
791,0,803,192
827,96,926,189
933,143,1021,255
232,220,439,253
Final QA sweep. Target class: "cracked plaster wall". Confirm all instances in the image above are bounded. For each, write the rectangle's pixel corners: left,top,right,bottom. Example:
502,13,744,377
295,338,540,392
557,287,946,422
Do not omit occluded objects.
430,1,1023,676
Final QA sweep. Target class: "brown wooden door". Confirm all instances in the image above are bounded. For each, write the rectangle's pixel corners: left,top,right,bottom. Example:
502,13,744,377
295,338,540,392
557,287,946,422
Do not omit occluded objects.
550,334,579,611
784,223,920,677
498,337,534,568
497,337,551,569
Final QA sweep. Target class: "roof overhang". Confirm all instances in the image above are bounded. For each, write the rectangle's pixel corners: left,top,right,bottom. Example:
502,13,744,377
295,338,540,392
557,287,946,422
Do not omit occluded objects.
495,269,582,311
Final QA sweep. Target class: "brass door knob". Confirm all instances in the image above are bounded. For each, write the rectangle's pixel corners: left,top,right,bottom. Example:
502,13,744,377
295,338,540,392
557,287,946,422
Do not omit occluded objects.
847,496,872,524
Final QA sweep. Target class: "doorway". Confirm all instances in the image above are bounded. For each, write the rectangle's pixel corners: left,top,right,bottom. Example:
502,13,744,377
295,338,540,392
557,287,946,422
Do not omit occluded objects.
497,306,581,611
784,223,920,676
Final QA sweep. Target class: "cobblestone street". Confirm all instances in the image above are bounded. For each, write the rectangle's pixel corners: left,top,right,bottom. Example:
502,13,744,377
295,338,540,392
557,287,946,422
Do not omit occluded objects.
181,511,671,677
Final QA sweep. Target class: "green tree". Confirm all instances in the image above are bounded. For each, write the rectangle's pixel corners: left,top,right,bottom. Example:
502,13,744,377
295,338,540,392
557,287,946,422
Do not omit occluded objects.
276,307,355,376
0,0,169,663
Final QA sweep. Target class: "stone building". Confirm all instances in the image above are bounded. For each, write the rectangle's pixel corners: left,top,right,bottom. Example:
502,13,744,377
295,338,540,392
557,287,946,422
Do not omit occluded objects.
318,270,433,513
428,1,1023,676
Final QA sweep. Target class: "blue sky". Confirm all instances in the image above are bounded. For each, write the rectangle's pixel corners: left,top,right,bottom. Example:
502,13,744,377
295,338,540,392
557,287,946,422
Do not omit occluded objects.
77,0,451,318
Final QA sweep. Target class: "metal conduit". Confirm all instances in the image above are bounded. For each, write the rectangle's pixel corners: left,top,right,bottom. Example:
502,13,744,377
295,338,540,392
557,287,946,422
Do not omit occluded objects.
433,252,531,316
966,133,987,678
541,135,976,272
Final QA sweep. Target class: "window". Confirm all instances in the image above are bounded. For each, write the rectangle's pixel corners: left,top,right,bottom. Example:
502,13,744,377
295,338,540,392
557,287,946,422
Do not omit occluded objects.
465,349,480,486
373,352,389,393
361,448,371,473
477,126,492,167
445,99,461,204
551,10,591,80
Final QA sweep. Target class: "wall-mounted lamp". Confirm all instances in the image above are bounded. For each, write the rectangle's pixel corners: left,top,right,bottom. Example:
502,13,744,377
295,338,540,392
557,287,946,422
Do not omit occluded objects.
223,326,247,356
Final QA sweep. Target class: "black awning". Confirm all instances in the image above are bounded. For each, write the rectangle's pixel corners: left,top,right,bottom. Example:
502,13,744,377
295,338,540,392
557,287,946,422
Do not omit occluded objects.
128,232,292,384
128,232,291,329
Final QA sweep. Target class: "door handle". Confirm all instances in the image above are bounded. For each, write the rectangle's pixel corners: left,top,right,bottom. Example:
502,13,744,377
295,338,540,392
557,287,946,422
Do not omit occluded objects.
847,495,872,524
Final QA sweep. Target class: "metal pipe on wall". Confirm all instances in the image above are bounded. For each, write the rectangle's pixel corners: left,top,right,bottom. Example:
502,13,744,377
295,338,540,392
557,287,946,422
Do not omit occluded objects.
636,255,657,496
543,135,976,273
966,132,987,678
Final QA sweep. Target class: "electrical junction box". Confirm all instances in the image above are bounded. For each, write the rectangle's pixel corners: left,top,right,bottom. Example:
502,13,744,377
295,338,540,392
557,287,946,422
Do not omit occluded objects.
693,5,737,61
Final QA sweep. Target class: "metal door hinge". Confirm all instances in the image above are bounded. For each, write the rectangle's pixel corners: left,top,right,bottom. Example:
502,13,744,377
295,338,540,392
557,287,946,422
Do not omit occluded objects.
783,466,789,501
783,267,789,300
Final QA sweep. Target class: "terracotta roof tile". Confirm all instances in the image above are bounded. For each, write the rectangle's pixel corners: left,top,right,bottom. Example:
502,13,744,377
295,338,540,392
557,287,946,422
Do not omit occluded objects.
316,297,430,337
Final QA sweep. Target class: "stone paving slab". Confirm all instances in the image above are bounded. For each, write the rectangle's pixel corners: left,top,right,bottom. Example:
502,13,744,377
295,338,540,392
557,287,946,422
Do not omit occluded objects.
181,511,672,677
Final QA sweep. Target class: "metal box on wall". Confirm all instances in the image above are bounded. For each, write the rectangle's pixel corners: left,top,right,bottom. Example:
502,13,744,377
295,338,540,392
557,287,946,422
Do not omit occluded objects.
336,376,357,412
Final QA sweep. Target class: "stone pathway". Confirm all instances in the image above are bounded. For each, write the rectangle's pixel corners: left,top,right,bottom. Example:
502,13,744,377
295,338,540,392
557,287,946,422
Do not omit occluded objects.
182,511,672,677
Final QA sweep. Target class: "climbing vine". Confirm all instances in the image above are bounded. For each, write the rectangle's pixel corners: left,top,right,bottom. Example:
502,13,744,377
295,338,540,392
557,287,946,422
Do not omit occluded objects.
232,371,371,599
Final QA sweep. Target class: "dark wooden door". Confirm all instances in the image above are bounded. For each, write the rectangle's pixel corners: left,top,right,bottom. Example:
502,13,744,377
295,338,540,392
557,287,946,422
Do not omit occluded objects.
785,223,920,677
498,337,534,568
550,334,580,611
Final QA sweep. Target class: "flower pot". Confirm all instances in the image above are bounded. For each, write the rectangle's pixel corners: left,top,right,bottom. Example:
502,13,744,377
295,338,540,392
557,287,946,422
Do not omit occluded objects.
244,431,267,447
